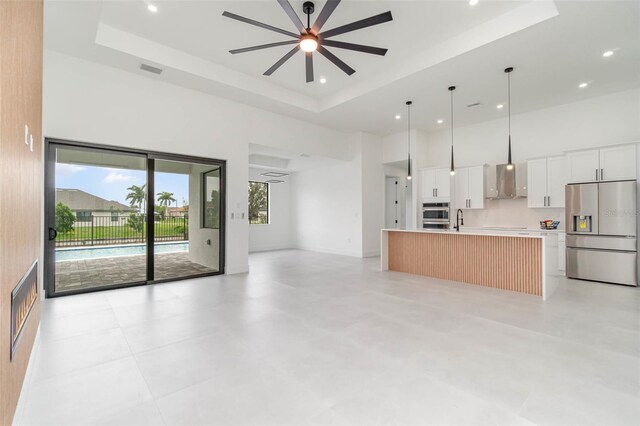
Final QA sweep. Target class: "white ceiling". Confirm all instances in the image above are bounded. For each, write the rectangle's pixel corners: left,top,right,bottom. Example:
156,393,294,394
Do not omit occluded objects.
44,0,640,135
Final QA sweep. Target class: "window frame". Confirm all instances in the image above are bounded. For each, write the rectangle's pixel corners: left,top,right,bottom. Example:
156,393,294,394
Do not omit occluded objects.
76,211,92,222
248,181,269,225
202,168,221,230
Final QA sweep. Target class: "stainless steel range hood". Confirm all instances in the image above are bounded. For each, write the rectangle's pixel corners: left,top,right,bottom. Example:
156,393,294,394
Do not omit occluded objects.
485,163,528,199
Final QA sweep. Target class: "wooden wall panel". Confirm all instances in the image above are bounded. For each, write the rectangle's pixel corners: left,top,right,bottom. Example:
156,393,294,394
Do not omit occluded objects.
0,1,43,424
388,232,543,296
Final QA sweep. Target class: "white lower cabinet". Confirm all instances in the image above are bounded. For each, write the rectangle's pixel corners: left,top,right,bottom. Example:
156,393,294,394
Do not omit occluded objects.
454,166,485,209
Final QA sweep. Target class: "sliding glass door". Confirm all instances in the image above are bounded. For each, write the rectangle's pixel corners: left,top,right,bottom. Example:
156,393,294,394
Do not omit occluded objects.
152,158,222,281
45,140,225,297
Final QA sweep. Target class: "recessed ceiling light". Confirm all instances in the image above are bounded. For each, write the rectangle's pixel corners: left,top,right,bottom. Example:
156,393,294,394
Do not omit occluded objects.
497,104,504,109
579,82,588,88
395,114,401,120
469,0,479,5
437,119,444,124
602,50,614,58
147,4,158,12
319,76,327,84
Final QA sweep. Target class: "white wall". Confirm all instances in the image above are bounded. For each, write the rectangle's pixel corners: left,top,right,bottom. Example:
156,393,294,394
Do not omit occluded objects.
360,133,385,257
43,50,351,274
290,137,363,257
248,168,292,252
418,89,640,169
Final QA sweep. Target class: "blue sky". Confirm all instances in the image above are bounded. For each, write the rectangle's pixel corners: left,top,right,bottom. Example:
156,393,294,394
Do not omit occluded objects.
56,163,188,207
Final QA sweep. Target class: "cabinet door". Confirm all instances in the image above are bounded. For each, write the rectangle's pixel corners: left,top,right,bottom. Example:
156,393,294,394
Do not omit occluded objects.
434,168,451,199
527,158,548,208
599,145,636,181
420,169,436,200
566,150,600,183
467,166,485,209
547,156,567,208
454,168,469,209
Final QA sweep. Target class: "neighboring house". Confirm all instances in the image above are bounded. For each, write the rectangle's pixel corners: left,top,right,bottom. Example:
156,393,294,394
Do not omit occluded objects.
56,188,136,226
165,206,188,217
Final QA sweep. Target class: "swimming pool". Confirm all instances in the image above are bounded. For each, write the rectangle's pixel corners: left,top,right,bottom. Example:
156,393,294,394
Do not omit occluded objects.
56,242,188,261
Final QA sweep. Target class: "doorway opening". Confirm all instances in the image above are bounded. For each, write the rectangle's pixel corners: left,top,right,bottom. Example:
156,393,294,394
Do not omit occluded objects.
44,139,225,297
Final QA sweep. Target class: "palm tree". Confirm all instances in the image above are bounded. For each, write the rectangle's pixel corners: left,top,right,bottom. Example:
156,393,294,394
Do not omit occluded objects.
126,184,147,213
157,191,176,207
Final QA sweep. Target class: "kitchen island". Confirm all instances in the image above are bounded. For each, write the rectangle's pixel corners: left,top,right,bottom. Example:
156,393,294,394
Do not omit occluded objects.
381,228,555,299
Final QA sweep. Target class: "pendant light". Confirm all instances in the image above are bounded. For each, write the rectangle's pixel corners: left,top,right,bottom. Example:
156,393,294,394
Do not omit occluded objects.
448,86,456,176
505,66,514,170
406,100,413,180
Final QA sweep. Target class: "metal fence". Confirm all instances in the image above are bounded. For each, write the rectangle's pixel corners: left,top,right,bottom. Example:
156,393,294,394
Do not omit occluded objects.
56,214,188,247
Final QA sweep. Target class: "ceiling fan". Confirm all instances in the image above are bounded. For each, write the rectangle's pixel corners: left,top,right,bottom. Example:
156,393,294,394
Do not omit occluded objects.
222,0,393,83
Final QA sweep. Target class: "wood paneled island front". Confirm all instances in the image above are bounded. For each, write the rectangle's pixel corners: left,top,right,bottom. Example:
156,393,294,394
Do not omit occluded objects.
381,229,549,298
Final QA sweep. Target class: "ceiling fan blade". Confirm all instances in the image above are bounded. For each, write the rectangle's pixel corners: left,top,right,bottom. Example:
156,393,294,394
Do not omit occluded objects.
320,39,387,56
305,52,314,83
317,46,355,76
230,40,299,54
222,11,299,38
311,0,341,34
264,46,300,76
277,0,307,34
319,11,393,39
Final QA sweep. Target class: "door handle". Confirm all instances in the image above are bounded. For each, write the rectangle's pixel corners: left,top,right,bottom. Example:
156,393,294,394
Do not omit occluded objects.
435,188,438,197
48,227,58,241
600,168,604,181
548,196,551,207
595,169,598,181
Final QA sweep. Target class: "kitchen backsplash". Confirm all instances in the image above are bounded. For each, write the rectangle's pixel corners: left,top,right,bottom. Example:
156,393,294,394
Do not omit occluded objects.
462,198,565,230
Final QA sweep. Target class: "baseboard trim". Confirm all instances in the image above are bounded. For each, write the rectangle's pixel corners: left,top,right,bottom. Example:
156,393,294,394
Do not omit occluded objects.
225,264,249,274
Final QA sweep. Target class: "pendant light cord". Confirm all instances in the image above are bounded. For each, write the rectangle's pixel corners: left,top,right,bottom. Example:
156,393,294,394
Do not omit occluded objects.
507,71,511,137
450,90,454,149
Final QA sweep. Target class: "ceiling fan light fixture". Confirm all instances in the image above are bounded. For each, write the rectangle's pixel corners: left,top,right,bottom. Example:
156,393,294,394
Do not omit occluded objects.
300,34,318,52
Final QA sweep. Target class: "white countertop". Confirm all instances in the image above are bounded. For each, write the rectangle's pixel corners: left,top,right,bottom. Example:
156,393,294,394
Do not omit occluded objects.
462,226,565,234
382,228,546,239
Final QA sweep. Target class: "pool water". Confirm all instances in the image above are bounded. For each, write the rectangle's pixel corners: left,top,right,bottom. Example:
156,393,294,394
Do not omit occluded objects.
56,242,188,261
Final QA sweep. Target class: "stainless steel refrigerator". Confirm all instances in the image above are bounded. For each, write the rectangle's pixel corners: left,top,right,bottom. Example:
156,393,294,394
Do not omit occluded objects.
566,180,637,286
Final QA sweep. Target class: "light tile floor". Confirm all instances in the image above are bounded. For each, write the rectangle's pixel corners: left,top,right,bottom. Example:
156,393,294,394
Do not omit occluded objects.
14,250,640,425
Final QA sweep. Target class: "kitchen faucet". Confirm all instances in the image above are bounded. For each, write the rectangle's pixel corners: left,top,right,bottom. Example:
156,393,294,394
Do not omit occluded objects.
454,209,464,232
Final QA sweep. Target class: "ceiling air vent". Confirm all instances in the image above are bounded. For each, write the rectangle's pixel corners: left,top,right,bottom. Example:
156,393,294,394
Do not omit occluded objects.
467,102,482,108
140,63,163,75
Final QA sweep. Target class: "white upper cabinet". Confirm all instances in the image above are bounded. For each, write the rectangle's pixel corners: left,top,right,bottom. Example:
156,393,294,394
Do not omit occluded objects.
527,158,548,208
567,145,636,183
455,166,484,209
434,168,451,199
420,169,436,200
420,168,450,202
599,145,636,182
567,149,600,183
547,156,567,208
528,156,567,208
